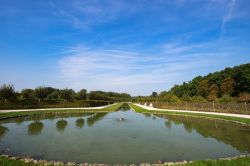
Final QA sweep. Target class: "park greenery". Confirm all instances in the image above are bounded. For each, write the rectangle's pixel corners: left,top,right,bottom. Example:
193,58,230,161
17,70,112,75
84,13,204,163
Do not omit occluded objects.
1,104,250,166
129,103,250,126
1,101,250,166
0,63,249,109
0,103,124,122
0,85,131,102
0,63,249,166
135,63,250,103
0,84,130,109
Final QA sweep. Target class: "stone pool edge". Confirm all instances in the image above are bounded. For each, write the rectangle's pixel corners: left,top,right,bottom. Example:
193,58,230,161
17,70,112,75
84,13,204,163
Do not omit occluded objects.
1,153,249,166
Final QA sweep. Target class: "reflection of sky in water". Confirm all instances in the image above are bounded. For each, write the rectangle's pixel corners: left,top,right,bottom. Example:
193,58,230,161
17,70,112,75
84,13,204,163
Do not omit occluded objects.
0,107,250,164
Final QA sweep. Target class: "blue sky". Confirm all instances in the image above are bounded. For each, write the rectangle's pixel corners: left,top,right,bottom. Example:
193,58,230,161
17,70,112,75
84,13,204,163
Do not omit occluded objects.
0,0,250,95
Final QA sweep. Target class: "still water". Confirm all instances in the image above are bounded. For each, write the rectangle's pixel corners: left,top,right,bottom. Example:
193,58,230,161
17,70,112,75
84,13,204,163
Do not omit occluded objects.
0,105,250,164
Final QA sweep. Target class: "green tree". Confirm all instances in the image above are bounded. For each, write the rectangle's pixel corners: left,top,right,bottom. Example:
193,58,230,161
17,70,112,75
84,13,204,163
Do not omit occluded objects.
46,90,60,100
207,84,219,101
20,89,34,100
181,94,192,102
0,84,15,101
75,89,87,100
220,77,235,96
159,91,169,98
88,91,111,101
170,85,183,97
151,92,158,98
34,86,55,101
168,94,180,103
197,79,209,98
234,64,250,94
60,89,75,101
188,76,203,96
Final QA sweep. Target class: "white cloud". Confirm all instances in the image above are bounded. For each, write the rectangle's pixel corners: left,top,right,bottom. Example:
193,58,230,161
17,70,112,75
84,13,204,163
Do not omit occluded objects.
163,42,212,55
58,42,232,95
221,0,236,35
48,0,138,30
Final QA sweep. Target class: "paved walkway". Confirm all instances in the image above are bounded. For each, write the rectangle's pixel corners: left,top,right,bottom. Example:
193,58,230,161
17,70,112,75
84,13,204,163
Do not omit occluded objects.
135,103,250,119
0,103,115,113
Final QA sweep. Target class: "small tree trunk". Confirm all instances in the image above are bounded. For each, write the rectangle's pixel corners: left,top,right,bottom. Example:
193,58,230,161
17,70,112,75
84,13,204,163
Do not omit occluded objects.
185,102,187,110
213,101,215,112
245,101,247,112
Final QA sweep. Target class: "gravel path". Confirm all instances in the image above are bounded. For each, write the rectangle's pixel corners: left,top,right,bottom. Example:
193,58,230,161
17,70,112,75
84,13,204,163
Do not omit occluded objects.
135,103,250,119
0,103,115,113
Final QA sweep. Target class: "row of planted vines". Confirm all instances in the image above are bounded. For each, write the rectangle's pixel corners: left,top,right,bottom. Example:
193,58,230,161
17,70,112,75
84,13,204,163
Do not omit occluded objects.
141,101,250,114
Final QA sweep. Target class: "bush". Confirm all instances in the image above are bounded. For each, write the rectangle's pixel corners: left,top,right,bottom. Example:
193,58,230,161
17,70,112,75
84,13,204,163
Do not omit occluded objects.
217,95,235,103
239,93,250,102
191,96,207,102
0,99,113,109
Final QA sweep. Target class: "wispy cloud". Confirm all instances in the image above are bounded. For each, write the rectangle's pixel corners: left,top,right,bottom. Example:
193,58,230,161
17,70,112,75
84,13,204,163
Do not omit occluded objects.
1,0,249,94
47,0,137,30
221,0,236,35
58,41,233,95
163,42,213,55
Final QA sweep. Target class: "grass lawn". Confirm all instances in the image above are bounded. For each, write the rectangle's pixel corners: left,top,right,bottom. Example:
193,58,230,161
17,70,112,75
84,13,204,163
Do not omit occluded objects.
0,102,124,121
0,156,47,166
129,103,250,125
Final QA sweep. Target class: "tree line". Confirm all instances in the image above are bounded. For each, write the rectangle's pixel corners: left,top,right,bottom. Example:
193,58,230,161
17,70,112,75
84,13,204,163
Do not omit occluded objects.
1,63,249,106
136,63,250,103
0,85,131,102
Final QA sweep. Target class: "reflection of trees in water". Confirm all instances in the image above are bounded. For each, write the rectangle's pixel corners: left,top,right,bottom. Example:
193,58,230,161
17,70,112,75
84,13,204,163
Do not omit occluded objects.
45,114,57,121
1,113,95,126
56,119,68,132
165,121,172,129
28,121,44,135
120,104,131,111
142,113,151,118
30,115,42,121
76,118,84,128
182,116,193,133
14,117,25,125
156,114,250,153
87,113,108,127
0,125,8,139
